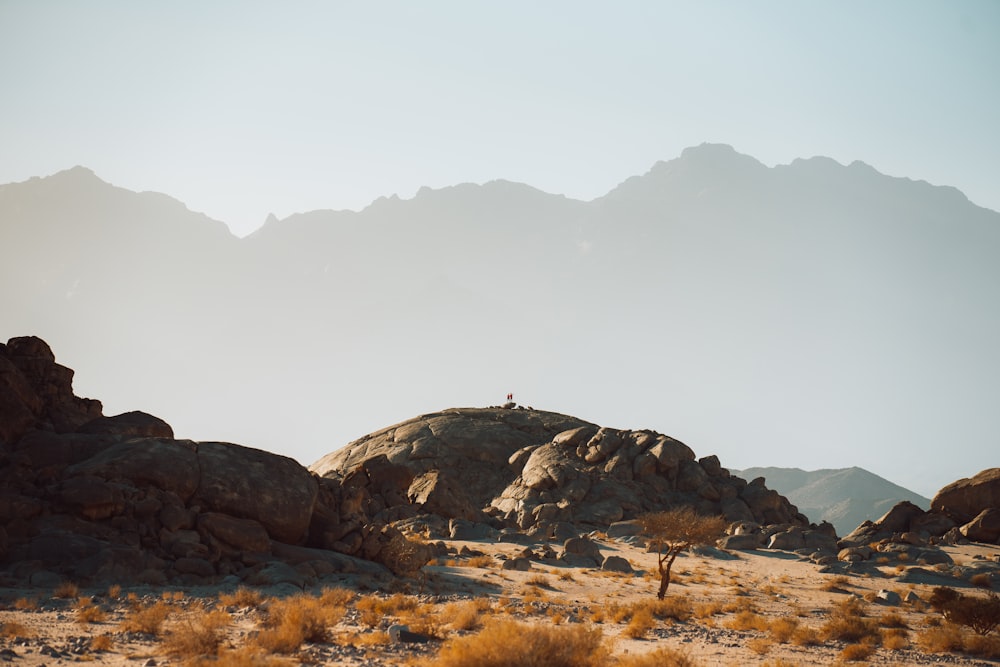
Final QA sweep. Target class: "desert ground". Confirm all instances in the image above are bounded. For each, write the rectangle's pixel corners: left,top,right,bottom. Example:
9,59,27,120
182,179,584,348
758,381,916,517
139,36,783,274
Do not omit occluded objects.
1,534,998,667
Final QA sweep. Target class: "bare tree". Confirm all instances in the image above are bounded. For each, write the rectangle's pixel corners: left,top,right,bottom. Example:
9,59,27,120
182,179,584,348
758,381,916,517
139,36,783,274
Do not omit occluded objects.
638,507,727,599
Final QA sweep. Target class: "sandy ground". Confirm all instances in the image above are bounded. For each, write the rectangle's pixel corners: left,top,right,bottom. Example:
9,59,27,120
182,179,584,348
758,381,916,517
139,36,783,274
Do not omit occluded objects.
1,536,999,666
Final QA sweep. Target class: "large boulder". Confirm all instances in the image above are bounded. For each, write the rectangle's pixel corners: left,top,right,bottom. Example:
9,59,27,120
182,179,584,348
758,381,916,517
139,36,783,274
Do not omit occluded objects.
932,469,1000,524
193,441,319,545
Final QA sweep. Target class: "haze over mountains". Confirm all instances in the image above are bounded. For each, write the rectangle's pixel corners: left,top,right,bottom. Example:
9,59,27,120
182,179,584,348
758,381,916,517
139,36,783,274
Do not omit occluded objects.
2,144,997,498
734,467,931,537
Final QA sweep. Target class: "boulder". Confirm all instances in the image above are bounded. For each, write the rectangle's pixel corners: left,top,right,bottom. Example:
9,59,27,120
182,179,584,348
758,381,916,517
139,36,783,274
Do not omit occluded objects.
77,411,173,438
193,441,318,545
959,508,1000,544
559,536,602,568
601,555,633,573
932,468,1000,524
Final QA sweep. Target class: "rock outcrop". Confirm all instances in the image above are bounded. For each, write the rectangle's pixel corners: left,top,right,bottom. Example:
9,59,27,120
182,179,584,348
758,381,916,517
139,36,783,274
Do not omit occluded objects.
1,335,817,588
0,337,416,587
836,468,1000,565
931,469,1000,525
311,409,810,535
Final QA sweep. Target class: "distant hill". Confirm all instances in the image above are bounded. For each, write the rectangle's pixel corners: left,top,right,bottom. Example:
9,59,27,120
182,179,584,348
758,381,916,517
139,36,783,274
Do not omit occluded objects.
3,144,999,496
734,466,931,536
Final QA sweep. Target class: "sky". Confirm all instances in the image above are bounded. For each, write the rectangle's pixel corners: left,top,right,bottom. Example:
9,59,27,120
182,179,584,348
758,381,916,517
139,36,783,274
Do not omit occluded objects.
1,1,999,237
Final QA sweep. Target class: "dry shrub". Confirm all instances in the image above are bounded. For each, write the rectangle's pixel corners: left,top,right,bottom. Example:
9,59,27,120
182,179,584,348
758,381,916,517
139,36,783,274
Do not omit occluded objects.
820,575,850,592
338,629,391,647
53,581,79,598
420,619,610,667
878,611,907,628
464,555,494,568
767,617,798,643
930,587,1000,635
13,598,38,611
820,598,880,645
649,597,692,622
693,601,724,619
747,637,773,655
165,609,232,659
970,573,994,589
119,601,173,635
726,610,769,632
0,621,34,638
90,634,114,652
965,633,1000,658
188,646,291,667
75,600,107,624
623,608,655,639
614,647,699,667
558,571,575,582
916,622,965,653
790,624,819,646
106,584,122,599
525,574,553,589
881,627,909,650
255,595,344,654
318,586,355,607
219,587,264,608
839,642,876,661
445,600,487,632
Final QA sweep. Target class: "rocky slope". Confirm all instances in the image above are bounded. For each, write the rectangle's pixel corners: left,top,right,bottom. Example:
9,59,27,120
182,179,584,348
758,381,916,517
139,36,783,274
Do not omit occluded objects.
2,336,816,588
311,407,810,535
734,466,931,537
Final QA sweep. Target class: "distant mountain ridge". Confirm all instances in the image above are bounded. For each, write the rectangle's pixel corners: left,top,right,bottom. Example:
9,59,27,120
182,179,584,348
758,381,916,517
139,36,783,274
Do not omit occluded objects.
734,466,931,536
2,144,998,497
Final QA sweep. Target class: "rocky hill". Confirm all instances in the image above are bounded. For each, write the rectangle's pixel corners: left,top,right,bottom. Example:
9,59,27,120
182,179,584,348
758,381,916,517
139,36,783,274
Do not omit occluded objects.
311,408,809,535
734,466,930,537
1,335,814,587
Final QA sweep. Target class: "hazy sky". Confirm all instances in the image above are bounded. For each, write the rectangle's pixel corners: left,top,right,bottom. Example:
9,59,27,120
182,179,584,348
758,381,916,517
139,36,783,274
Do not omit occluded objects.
2,1,998,237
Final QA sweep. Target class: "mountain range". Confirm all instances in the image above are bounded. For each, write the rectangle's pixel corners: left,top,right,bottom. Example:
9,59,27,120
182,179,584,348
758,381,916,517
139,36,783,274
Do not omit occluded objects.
2,144,998,497
733,467,931,537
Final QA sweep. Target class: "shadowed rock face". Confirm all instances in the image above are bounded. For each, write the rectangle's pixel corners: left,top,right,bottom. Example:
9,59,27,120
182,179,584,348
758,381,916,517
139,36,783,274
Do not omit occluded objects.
932,469,1000,524
0,336,409,586
310,408,810,533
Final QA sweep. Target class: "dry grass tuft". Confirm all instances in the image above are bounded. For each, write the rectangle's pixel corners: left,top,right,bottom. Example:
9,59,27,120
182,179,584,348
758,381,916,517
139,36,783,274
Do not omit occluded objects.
614,647,700,666
820,598,880,645
726,609,769,632
622,608,655,639
0,621,34,638
13,597,38,611
75,599,108,624
464,555,495,568
881,627,909,650
916,622,965,653
255,594,345,654
747,637,773,655
188,646,292,667
219,587,265,608
53,581,79,598
767,617,799,644
164,609,232,659
838,641,876,661
419,619,610,667
106,584,122,599
970,572,993,589
119,601,173,635
90,634,114,652
444,599,489,632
